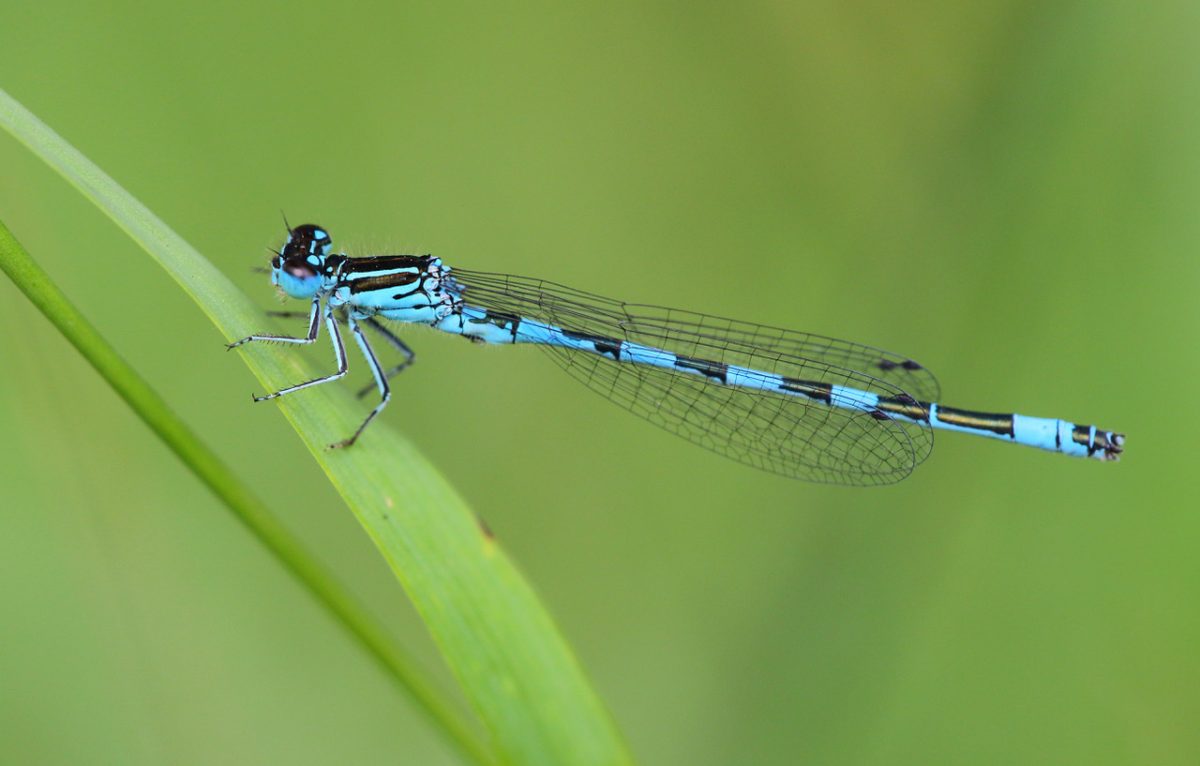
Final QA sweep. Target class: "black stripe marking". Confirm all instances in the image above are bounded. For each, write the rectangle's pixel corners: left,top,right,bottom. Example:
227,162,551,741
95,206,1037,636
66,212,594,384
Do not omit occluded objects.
323,254,347,275
562,330,622,360
935,405,1015,437
348,270,421,294
341,255,431,274
1071,425,1098,455
875,393,931,422
779,378,833,403
675,355,728,383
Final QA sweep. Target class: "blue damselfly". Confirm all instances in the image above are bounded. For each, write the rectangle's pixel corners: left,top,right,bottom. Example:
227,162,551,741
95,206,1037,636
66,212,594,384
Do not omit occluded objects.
229,224,1124,485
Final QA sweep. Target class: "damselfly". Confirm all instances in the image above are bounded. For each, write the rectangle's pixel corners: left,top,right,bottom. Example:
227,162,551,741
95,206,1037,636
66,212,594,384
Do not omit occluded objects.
229,224,1124,485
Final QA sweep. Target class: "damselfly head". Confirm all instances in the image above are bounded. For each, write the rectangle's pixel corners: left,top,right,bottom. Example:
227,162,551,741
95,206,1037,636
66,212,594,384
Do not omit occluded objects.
281,223,332,260
271,223,333,298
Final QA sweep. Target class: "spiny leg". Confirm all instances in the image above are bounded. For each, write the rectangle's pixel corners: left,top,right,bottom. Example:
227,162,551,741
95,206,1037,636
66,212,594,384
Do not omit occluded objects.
332,314,391,449
253,301,348,402
267,304,350,322
227,295,322,348
355,317,416,398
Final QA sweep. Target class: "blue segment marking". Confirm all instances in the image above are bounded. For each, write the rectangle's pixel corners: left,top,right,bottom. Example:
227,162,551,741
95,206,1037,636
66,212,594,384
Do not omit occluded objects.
830,385,879,412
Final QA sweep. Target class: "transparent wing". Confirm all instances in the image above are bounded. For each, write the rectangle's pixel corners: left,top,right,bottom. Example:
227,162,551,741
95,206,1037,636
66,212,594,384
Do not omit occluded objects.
450,269,936,485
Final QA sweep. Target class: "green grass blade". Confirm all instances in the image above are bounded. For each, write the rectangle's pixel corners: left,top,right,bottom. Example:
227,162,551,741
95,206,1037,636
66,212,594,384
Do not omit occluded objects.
0,87,632,766
0,219,493,766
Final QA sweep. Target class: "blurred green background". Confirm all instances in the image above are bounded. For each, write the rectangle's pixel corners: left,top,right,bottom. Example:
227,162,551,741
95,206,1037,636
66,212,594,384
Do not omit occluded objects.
1,1,1196,764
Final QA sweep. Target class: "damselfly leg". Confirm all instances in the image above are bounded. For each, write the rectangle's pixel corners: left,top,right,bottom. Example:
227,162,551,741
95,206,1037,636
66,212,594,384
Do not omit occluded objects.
227,295,322,348
333,314,392,449
259,308,416,399
356,318,415,398
233,301,400,449
236,301,347,402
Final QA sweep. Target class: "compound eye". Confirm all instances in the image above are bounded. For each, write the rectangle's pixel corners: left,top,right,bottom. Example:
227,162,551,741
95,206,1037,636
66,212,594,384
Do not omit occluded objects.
284,223,333,258
285,259,318,278
271,255,282,269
